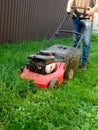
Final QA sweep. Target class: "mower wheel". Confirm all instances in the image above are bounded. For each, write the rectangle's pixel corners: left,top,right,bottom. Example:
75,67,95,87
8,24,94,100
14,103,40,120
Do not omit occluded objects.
49,78,59,89
65,69,74,80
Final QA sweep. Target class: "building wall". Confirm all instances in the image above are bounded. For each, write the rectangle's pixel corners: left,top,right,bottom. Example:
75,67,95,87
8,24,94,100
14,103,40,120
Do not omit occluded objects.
0,0,72,43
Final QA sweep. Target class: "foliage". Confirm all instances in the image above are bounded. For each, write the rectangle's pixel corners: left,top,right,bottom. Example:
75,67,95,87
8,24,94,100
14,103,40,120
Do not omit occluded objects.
92,32,98,42
0,37,98,130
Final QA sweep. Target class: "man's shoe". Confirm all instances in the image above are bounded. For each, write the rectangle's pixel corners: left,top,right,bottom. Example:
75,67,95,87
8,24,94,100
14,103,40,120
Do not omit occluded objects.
81,64,87,70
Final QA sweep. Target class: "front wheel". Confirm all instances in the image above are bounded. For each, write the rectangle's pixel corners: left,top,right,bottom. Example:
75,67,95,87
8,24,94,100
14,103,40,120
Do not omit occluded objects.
49,78,59,89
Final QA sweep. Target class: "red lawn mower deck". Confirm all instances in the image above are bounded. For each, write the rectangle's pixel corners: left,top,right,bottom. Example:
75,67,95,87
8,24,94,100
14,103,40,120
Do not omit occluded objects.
20,44,80,89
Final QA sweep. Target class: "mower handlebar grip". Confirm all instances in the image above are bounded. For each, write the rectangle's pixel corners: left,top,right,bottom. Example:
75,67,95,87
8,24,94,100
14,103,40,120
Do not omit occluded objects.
71,6,90,10
71,6,93,21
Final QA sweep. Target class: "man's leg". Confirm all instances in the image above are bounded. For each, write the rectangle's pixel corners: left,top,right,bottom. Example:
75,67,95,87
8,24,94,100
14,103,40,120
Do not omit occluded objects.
72,18,81,48
81,20,93,67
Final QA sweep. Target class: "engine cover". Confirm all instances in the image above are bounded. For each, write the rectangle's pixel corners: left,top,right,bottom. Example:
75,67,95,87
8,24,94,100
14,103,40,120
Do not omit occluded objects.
27,51,55,74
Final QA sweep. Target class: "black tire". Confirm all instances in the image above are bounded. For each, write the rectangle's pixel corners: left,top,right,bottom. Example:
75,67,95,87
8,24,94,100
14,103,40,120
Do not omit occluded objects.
65,69,74,80
49,78,59,89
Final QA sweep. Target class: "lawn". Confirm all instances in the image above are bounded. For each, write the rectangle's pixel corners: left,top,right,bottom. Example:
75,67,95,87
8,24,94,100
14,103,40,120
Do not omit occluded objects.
0,34,98,130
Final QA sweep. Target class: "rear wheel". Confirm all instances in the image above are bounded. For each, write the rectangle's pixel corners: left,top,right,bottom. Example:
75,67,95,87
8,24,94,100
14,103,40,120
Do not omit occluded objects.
49,78,59,89
65,69,74,80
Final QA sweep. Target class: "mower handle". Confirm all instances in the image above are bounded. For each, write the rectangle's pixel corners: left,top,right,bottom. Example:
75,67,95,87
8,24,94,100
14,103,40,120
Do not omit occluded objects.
43,13,70,49
71,6,93,21
71,6,90,10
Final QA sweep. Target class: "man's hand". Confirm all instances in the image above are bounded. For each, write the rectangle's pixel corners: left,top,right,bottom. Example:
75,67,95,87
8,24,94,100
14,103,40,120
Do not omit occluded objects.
87,8,95,16
66,5,72,14
66,0,74,14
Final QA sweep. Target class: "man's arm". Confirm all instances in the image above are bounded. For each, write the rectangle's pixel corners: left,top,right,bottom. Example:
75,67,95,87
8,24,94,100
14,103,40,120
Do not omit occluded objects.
88,4,98,16
66,0,74,13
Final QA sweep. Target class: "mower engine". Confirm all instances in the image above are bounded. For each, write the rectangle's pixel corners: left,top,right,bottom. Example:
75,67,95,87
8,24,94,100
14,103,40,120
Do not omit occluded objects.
26,50,55,74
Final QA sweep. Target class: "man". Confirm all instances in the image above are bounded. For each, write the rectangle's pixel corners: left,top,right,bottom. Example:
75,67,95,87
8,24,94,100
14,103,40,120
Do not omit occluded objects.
88,3,98,16
66,0,96,70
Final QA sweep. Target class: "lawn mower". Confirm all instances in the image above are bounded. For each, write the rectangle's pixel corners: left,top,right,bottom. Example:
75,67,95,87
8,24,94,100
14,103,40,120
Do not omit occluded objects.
20,7,90,89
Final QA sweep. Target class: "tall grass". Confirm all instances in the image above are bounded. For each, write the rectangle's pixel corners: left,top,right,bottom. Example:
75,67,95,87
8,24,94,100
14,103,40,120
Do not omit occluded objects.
0,36,98,130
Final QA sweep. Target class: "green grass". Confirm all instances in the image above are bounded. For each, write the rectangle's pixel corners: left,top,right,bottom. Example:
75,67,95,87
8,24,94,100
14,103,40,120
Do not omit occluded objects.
0,36,98,130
